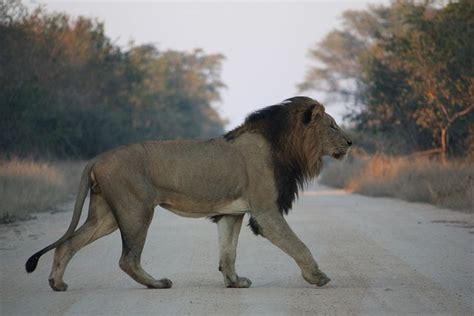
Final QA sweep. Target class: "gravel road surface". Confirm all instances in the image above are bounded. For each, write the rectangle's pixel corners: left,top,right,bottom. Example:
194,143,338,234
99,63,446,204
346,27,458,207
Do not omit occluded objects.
1,185,473,315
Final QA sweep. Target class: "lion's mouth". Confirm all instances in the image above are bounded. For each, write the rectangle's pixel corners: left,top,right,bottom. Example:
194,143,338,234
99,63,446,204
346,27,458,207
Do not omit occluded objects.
332,151,346,159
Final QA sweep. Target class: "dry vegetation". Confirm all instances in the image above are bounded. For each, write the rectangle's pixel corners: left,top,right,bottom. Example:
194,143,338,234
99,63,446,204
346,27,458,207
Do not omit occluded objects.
320,154,474,212
0,159,84,223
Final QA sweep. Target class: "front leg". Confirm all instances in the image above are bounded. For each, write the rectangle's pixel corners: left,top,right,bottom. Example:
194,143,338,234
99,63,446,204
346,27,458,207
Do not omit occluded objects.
253,211,330,287
216,214,252,288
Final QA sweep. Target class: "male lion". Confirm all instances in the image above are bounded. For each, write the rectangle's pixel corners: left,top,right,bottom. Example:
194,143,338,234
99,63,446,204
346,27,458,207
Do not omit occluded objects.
26,96,352,291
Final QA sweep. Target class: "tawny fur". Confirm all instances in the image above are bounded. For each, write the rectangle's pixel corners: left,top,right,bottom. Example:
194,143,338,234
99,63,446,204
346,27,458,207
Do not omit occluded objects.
26,96,352,291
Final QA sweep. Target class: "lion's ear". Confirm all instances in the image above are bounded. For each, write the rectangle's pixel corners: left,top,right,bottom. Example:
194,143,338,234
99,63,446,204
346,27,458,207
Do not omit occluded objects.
303,103,325,125
311,104,325,121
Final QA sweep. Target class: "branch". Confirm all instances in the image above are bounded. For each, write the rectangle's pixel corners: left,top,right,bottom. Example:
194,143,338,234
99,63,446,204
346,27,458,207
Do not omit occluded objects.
448,104,474,125
437,101,450,122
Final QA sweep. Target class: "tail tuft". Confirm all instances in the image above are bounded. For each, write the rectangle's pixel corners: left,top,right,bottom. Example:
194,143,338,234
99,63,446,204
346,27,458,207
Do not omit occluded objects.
25,254,40,273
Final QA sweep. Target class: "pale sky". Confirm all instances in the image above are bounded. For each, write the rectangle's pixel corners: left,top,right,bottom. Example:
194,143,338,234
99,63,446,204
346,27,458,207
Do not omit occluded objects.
29,1,388,130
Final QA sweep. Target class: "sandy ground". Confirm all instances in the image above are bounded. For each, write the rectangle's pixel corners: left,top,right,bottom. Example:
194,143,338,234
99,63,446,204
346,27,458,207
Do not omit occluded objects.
1,184,473,315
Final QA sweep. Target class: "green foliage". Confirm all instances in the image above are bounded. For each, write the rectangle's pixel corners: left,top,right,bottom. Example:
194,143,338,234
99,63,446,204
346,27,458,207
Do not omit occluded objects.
0,1,226,158
300,0,474,157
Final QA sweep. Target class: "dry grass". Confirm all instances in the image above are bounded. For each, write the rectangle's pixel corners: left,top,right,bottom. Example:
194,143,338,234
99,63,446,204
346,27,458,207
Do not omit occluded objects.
0,159,84,223
320,154,474,212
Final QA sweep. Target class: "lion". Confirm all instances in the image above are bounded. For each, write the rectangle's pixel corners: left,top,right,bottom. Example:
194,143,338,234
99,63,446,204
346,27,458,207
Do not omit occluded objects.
26,96,352,291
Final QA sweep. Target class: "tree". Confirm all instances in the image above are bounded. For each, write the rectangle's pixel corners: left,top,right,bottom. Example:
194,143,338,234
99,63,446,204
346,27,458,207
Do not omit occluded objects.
389,0,474,162
0,1,226,158
127,46,226,139
299,0,474,158
298,3,409,105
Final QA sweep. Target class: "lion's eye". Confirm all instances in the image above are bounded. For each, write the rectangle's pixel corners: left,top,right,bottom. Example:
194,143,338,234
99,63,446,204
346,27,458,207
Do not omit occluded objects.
330,125,337,131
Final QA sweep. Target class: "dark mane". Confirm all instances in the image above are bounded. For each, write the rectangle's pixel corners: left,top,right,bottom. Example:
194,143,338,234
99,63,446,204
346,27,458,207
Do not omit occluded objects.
225,103,289,143
224,96,321,215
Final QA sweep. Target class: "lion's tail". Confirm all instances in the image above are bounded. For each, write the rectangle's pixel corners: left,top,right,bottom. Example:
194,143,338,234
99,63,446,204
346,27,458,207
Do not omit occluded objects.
25,160,95,273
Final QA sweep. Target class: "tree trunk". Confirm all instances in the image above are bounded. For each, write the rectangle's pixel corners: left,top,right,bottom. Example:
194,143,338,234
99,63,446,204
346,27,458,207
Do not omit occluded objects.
440,127,448,164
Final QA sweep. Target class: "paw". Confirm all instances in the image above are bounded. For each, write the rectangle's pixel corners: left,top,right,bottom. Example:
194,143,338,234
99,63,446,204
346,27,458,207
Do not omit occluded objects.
49,278,68,291
226,276,252,288
302,270,331,287
147,278,173,289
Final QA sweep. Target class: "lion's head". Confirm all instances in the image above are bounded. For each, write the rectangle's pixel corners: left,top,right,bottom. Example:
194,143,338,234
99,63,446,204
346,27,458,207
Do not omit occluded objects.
296,97,353,161
225,96,352,214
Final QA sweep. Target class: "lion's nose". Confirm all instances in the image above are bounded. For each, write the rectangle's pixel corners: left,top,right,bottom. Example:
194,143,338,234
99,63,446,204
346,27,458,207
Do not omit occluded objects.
347,140,352,146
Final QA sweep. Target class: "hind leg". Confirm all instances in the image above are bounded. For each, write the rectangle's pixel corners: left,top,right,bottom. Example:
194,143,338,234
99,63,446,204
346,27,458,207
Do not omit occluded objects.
114,203,172,289
48,193,118,291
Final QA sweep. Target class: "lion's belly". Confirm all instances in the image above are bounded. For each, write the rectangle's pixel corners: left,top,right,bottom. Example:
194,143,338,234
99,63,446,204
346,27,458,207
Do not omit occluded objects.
214,198,251,215
158,197,250,218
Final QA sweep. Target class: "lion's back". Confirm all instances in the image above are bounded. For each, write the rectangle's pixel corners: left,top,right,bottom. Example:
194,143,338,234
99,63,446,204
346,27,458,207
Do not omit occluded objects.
91,139,248,203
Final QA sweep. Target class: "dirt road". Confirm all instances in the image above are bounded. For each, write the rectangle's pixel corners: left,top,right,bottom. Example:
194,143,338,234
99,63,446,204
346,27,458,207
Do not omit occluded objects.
1,185,473,315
